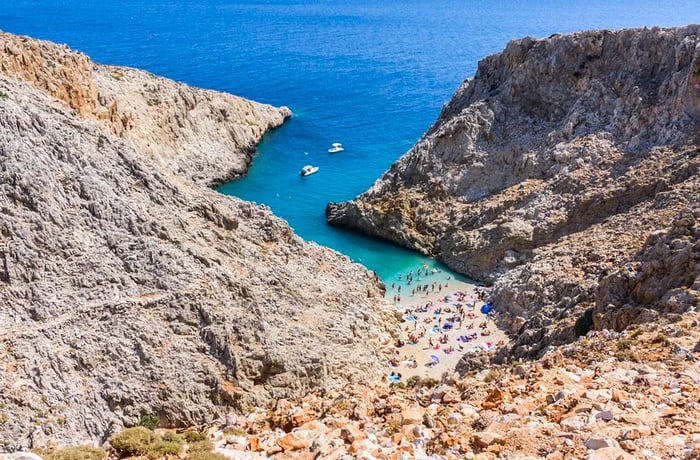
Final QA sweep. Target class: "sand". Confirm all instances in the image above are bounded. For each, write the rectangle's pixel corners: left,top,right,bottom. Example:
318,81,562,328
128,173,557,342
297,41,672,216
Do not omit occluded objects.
382,265,508,382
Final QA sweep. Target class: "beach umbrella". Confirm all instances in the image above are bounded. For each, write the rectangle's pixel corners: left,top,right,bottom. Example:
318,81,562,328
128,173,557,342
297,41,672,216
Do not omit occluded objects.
480,304,491,314
430,354,440,364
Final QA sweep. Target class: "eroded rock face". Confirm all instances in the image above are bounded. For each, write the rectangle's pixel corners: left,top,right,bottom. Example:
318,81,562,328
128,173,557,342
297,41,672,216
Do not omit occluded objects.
0,31,291,185
0,34,395,449
594,207,700,331
328,26,700,358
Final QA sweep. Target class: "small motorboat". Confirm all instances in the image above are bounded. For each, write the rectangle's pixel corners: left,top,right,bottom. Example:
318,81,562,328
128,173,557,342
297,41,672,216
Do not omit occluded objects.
328,142,344,153
300,165,319,176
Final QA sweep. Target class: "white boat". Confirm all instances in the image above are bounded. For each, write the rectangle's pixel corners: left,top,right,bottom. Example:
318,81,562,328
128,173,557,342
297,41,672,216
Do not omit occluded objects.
300,165,319,176
328,142,344,153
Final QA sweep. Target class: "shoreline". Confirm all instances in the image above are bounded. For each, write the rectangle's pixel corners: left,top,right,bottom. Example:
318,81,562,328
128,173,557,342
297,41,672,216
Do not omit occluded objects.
382,264,509,381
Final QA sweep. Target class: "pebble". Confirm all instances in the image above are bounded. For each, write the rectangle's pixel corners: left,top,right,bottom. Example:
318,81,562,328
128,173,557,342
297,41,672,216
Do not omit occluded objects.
585,447,635,460
472,431,505,448
662,435,686,449
560,415,588,432
585,437,619,450
401,407,424,425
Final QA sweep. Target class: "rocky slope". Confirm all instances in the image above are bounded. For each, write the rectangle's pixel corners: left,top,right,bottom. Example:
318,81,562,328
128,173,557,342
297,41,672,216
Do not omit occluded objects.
328,26,700,358
0,32,396,450
22,308,697,460
201,310,700,460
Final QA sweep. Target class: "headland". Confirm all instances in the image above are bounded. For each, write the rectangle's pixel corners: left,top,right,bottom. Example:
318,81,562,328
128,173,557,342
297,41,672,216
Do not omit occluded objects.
328,25,700,361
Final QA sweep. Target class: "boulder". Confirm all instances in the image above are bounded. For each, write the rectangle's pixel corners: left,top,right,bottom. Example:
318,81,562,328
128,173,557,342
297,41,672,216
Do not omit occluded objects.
401,407,424,426
276,432,310,451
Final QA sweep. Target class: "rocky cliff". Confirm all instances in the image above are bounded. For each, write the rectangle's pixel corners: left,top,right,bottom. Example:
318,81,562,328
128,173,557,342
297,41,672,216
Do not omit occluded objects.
0,31,291,185
0,32,396,450
327,26,699,357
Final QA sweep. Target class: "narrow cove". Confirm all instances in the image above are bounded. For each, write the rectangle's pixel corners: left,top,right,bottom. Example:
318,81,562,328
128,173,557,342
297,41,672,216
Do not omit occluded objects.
216,114,460,286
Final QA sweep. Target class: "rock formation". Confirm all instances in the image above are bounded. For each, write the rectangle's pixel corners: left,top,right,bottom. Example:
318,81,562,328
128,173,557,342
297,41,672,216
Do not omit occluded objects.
0,32,396,450
328,26,700,358
594,207,699,331
205,312,700,459
0,31,291,185
36,310,699,460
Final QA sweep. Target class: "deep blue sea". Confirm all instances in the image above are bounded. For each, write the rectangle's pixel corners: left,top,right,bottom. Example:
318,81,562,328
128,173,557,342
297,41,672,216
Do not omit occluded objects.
3,1,699,284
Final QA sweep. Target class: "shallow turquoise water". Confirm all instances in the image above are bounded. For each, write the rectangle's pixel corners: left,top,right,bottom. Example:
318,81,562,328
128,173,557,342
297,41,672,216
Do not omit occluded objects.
3,0,699,280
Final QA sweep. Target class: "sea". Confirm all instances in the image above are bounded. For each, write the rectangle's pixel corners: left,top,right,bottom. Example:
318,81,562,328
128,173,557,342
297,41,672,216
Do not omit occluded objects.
3,0,698,288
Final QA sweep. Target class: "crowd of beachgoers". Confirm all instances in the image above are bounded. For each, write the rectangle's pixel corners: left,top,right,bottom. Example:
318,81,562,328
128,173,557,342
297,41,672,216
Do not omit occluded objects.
384,264,508,381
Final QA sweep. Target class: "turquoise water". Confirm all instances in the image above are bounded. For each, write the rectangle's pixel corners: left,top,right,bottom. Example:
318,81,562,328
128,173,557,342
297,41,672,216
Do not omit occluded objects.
3,1,699,280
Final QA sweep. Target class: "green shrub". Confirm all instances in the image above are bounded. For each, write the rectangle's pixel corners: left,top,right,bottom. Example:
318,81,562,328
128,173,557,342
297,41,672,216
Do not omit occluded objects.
162,432,183,443
138,414,159,430
184,430,207,442
109,426,183,459
187,439,213,452
186,451,229,460
46,446,106,460
484,369,500,383
222,426,246,437
148,437,183,457
616,338,633,351
628,328,642,339
385,419,402,435
406,375,421,388
652,332,668,344
110,427,156,456
615,350,640,363
419,377,440,388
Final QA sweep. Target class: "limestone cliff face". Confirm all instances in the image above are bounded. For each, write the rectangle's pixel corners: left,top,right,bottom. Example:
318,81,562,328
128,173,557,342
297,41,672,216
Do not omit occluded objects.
0,34,395,449
0,31,291,185
594,208,699,331
328,26,699,357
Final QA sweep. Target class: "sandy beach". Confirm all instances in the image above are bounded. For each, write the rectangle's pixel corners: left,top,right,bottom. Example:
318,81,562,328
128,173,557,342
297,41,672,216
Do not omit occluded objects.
382,264,508,382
